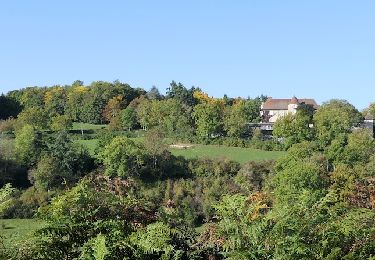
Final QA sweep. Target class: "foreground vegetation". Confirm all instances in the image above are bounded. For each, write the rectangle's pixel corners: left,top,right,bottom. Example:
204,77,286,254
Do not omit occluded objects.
2,80,375,259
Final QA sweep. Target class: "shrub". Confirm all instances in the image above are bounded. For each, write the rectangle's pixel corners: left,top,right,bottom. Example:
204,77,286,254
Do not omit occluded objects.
0,118,17,133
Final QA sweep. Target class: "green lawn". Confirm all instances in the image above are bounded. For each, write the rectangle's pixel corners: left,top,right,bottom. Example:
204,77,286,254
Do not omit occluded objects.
170,144,285,164
76,137,285,164
0,219,45,249
76,137,285,163
76,139,99,155
72,122,108,131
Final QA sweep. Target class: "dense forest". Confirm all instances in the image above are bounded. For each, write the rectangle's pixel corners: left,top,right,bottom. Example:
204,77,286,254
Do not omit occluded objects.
1,80,375,259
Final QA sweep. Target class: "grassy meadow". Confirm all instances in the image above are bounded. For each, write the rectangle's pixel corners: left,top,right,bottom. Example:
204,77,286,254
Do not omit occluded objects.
71,122,107,130
76,138,285,164
0,219,45,249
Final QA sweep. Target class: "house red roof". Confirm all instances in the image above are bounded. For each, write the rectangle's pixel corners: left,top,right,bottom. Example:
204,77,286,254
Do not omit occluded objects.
290,96,299,104
261,97,318,110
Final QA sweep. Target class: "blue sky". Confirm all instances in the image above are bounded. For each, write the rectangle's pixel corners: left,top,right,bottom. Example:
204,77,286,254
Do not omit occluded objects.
0,1,374,109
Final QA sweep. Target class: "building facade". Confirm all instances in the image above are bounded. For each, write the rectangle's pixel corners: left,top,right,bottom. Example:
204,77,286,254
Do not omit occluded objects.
259,96,318,130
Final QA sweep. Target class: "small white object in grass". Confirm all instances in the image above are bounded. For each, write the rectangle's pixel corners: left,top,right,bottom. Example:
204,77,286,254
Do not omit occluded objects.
169,144,193,149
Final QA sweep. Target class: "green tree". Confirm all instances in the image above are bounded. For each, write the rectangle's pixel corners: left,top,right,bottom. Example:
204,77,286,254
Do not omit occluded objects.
44,86,66,117
19,87,46,109
273,108,314,148
99,136,146,178
144,128,168,169
137,99,153,130
130,222,178,258
0,94,22,120
146,86,163,100
342,128,375,166
29,155,68,191
244,98,262,122
324,133,347,164
88,80,144,123
121,107,138,130
166,81,198,106
366,102,375,119
49,115,73,131
17,107,48,130
102,95,126,123
159,99,193,137
29,131,94,191
65,86,89,122
193,102,223,138
223,101,249,138
314,99,363,147
14,125,40,166
137,99,192,136
45,131,94,179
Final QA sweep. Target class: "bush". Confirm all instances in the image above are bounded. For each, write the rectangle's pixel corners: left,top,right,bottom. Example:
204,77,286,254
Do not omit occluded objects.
0,118,17,133
3,187,53,218
249,139,284,151
222,137,246,147
0,158,29,188
188,158,241,177
235,161,275,194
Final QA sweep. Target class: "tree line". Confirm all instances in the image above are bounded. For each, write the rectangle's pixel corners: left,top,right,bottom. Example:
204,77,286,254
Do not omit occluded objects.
0,80,264,141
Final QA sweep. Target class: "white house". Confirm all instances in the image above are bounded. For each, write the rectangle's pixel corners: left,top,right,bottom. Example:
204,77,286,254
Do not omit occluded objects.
260,96,318,130
363,114,374,135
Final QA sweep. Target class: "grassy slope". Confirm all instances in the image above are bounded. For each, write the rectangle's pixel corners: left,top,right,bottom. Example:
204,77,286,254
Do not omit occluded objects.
76,139,99,154
71,122,107,130
77,138,285,164
170,144,284,164
0,219,45,248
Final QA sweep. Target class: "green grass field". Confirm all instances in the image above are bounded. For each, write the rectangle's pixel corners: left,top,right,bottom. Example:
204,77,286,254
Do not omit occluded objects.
76,139,99,154
170,144,285,164
0,219,45,249
72,122,108,130
76,138,285,163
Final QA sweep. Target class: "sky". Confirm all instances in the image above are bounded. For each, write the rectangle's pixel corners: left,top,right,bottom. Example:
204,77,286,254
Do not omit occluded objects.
0,1,374,109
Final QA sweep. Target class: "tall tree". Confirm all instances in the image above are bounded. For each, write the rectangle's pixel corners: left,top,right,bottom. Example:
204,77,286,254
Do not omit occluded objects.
19,87,46,109
121,107,138,131
99,136,146,178
166,81,198,106
17,107,48,130
314,99,363,147
0,94,22,120
223,99,261,138
65,86,89,122
14,125,40,166
146,86,163,100
49,115,73,131
193,102,224,138
102,95,126,123
273,106,315,148
144,127,168,169
44,86,66,117
29,131,94,191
